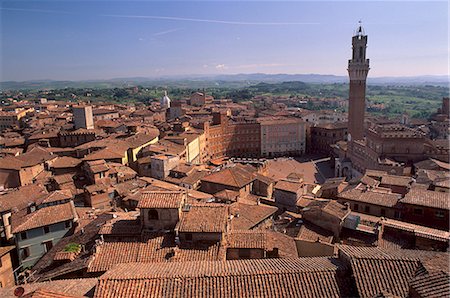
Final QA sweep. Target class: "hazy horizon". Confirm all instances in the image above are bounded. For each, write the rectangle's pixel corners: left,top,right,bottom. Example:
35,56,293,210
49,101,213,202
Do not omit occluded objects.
1,1,449,81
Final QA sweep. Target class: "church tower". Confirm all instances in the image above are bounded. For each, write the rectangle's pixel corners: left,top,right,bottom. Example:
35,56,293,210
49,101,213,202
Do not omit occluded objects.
347,22,370,141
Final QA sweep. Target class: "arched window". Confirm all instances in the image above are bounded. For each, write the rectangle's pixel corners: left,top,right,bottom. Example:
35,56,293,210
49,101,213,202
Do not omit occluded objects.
359,46,363,59
148,209,159,220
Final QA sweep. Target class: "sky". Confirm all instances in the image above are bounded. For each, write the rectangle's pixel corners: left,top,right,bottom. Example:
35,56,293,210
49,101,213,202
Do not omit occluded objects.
0,0,449,81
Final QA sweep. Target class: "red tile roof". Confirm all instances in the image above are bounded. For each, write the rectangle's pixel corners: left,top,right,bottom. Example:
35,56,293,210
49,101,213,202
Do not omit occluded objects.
12,201,78,234
409,271,450,298
401,188,450,210
137,191,185,209
50,156,82,169
275,179,303,193
0,184,48,212
297,222,334,244
201,164,255,188
0,278,97,298
88,235,224,273
338,245,450,298
381,218,450,242
227,230,266,249
230,202,277,230
177,204,229,233
338,188,400,208
94,258,346,298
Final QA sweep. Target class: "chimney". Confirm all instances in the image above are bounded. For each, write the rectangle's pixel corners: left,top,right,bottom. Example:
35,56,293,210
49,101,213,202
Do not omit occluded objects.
344,202,350,210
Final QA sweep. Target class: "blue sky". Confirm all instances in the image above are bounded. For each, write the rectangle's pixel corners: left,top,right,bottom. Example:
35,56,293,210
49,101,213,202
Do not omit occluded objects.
1,1,448,81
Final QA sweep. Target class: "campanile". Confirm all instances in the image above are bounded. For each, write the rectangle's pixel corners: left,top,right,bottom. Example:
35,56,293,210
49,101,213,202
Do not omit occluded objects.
347,22,370,141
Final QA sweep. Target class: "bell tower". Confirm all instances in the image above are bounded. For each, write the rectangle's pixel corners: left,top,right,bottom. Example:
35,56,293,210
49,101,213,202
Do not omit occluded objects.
347,21,370,141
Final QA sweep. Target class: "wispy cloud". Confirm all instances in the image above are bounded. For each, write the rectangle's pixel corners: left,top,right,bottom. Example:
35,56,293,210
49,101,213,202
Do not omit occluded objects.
215,64,228,70
153,28,182,36
0,7,74,15
0,7,319,26
100,14,319,26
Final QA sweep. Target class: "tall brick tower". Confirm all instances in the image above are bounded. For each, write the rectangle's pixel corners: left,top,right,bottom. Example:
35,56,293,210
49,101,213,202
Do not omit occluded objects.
347,22,370,141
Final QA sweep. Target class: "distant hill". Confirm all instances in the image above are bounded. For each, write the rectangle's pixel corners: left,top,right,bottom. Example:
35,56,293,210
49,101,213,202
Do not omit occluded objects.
1,73,448,90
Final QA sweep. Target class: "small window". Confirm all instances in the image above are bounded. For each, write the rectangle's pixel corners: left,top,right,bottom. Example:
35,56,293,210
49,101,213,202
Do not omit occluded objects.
239,249,251,259
65,221,71,228
20,232,27,240
435,210,445,219
414,208,423,216
380,209,386,216
185,233,193,241
44,226,50,234
20,247,30,260
43,240,53,252
364,206,370,213
148,209,159,220
353,204,359,211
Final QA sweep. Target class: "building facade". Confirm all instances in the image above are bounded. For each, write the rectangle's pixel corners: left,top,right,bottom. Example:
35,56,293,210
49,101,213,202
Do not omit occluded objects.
259,117,306,158
73,105,94,130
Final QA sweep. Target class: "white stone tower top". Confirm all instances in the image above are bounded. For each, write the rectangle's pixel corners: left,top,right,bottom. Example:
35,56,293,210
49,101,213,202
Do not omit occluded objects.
161,90,171,109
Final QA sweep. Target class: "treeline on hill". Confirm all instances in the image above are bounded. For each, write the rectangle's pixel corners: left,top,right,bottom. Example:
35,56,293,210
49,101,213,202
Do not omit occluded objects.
2,81,448,119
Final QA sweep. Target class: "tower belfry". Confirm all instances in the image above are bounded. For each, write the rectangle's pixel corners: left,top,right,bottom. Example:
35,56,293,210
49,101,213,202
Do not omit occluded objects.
347,21,370,141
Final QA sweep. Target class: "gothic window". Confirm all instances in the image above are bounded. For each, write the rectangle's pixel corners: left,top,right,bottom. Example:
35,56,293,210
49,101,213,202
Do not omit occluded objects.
148,209,159,220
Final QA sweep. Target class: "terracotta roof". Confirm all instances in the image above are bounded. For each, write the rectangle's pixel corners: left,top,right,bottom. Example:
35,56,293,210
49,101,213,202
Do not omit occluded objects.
53,174,74,185
359,175,379,187
381,218,450,242
137,191,185,209
50,156,82,169
201,164,255,188
320,177,346,191
0,147,54,170
322,200,350,219
85,160,110,173
230,202,277,230
38,190,73,205
338,245,450,298
254,173,275,184
125,132,159,148
265,230,299,258
338,188,400,208
0,184,48,212
307,200,350,220
88,235,224,273
12,201,78,234
177,204,228,233
213,189,239,201
297,222,334,243
275,179,303,193
401,188,450,210
0,278,97,298
83,148,124,161
227,230,266,249
409,271,450,298
94,258,346,298
380,175,413,187
266,158,318,183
